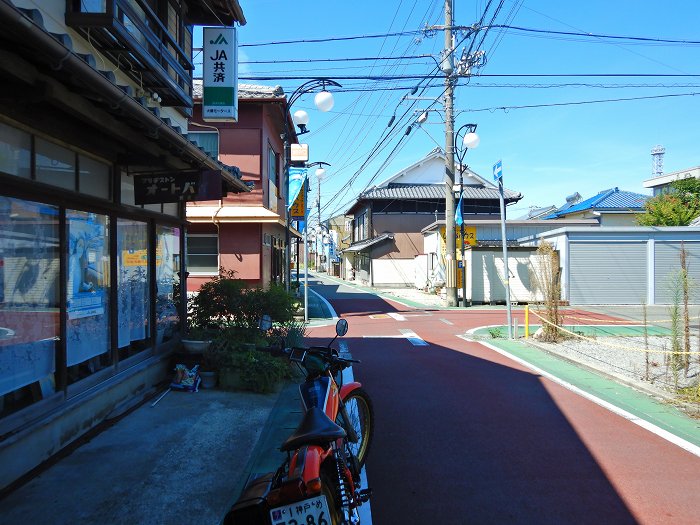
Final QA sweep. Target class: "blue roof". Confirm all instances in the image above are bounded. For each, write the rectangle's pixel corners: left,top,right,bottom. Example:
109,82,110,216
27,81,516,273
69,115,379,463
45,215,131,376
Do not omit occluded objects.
544,188,649,218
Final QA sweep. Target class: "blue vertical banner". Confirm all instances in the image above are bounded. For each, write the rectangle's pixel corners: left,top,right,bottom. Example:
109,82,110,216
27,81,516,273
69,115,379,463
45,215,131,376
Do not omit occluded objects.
287,167,308,211
454,193,464,226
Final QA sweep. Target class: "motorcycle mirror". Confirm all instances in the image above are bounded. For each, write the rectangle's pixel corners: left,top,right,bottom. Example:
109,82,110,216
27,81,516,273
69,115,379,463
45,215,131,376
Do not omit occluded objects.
335,318,348,337
258,314,272,331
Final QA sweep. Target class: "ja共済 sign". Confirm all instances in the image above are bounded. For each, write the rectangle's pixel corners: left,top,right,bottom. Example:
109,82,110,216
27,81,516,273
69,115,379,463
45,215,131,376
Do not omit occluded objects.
203,27,238,122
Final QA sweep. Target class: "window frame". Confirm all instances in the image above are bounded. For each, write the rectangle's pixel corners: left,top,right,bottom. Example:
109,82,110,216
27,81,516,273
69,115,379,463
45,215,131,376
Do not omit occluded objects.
186,233,219,276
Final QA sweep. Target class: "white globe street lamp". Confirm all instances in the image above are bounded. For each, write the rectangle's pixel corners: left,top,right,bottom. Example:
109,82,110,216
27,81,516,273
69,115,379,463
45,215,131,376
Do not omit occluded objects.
463,131,480,150
314,90,335,112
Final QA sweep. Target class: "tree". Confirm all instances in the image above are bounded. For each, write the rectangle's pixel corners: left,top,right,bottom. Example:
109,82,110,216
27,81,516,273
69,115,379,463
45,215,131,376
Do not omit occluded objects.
637,178,700,226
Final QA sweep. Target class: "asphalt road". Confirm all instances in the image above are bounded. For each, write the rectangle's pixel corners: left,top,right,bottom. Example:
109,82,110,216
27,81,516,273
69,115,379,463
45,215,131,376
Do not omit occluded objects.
308,276,700,525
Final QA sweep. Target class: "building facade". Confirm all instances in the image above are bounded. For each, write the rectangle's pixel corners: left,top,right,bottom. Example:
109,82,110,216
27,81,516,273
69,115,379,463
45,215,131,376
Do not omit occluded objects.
342,148,521,287
186,82,295,290
0,0,247,490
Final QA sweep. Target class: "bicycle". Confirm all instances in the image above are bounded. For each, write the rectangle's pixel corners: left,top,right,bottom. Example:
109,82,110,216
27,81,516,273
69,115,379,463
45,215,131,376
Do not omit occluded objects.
226,318,374,525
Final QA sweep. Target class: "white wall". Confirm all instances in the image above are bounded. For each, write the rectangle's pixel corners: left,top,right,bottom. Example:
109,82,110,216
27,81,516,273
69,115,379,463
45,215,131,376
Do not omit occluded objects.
372,259,415,286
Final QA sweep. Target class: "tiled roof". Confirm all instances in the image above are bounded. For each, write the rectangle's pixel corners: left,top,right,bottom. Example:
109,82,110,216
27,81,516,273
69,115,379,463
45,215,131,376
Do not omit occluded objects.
192,79,284,99
545,187,649,218
360,183,521,202
343,233,394,252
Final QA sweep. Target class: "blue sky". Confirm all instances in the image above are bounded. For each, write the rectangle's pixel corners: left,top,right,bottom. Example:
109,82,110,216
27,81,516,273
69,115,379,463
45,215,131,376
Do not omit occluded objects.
195,1,700,221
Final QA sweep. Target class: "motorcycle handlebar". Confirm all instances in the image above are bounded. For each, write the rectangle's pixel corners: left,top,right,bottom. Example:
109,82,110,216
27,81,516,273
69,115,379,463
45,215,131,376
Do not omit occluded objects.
288,345,360,366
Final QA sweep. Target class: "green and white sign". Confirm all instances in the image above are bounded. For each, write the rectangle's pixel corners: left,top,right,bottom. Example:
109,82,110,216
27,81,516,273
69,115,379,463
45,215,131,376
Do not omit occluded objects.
203,27,238,122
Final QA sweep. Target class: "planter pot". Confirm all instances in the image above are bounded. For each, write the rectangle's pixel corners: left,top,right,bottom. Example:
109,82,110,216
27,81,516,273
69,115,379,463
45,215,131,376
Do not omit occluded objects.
199,370,217,389
181,339,212,354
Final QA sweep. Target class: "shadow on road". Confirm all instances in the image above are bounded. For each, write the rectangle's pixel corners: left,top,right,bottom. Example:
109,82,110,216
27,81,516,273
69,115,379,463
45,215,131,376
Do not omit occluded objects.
305,284,639,525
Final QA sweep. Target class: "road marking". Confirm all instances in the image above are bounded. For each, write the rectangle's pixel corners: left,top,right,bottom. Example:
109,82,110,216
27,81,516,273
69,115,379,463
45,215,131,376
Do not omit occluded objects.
369,314,390,319
387,312,406,321
399,329,429,346
440,318,454,325
362,331,429,346
461,333,700,459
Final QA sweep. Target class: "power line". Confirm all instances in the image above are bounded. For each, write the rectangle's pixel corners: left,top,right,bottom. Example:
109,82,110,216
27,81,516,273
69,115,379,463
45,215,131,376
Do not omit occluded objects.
458,91,700,113
235,24,700,49
239,29,424,47
237,54,436,65
494,24,700,46
239,73,700,82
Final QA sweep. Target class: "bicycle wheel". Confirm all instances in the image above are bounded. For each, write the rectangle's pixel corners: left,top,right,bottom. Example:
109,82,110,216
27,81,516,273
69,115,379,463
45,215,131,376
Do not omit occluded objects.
337,388,374,467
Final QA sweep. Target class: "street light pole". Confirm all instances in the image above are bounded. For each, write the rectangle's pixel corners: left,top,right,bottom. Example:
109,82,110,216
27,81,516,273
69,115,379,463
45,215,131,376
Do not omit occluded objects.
454,123,480,307
282,79,341,292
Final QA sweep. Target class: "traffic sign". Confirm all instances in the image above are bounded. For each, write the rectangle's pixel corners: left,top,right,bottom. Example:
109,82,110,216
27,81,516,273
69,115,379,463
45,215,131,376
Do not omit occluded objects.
493,160,502,181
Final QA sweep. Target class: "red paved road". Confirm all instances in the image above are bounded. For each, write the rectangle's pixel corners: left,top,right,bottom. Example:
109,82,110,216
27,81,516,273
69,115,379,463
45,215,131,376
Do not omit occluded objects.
308,284,700,525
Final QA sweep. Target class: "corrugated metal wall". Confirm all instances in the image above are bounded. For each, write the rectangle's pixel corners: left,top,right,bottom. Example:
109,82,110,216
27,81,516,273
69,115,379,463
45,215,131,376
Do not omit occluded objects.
654,241,700,304
569,242,647,304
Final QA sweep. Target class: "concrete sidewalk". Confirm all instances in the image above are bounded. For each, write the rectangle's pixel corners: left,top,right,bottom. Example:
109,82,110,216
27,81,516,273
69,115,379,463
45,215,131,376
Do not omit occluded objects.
0,388,279,525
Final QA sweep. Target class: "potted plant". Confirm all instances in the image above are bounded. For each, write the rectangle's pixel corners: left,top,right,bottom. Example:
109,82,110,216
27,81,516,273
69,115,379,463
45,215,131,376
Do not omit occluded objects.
181,326,217,354
199,343,226,389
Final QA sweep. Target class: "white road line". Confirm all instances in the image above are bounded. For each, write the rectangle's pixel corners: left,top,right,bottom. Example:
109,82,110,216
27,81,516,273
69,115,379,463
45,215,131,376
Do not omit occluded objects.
362,332,429,346
460,333,700,459
440,318,454,325
399,329,429,346
307,286,338,318
387,312,406,321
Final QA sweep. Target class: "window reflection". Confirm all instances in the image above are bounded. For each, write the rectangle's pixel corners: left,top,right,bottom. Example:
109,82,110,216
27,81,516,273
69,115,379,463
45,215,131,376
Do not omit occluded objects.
156,226,180,346
66,210,111,384
0,198,59,418
117,219,150,360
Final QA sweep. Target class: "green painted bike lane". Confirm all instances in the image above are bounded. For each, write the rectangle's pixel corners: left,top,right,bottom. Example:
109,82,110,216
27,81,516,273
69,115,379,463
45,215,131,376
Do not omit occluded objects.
473,329,700,452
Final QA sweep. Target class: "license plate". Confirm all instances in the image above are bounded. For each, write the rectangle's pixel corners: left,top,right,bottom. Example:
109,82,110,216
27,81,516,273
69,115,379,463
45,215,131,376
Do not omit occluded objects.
269,495,331,525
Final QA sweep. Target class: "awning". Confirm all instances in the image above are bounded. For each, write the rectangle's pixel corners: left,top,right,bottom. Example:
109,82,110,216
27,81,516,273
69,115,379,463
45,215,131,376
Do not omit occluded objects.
187,205,283,224
342,232,394,253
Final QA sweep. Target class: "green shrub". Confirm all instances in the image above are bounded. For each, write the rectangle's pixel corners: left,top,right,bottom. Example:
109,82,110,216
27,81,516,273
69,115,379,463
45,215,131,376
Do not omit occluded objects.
187,268,297,332
488,327,503,339
227,349,294,393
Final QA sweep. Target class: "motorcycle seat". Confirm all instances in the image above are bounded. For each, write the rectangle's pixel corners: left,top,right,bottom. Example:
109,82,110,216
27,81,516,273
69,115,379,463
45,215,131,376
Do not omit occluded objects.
280,406,347,451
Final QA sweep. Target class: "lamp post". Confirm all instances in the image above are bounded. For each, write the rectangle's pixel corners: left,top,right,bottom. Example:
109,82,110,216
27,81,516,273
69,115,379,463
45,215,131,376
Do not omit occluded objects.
282,79,341,292
307,162,330,272
454,123,480,308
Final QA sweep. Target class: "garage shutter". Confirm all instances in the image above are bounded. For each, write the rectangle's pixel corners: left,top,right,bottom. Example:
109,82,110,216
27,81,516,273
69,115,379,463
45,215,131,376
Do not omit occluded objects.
654,242,700,304
569,242,647,305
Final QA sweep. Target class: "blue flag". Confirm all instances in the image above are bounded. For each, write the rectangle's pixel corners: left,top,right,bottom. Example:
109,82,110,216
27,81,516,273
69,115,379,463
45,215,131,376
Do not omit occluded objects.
287,167,308,211
455,193,464,226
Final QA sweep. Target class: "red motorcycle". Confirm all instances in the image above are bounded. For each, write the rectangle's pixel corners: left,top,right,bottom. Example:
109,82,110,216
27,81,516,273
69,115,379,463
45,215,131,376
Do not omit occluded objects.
226,318,373,525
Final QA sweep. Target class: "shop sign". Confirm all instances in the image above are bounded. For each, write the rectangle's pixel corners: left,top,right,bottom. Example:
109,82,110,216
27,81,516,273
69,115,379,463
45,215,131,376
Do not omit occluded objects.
203,27,238,122
134,170,223,204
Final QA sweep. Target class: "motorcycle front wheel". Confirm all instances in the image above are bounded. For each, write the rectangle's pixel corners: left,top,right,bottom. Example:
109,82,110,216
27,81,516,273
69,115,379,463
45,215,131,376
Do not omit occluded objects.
337,388,374,467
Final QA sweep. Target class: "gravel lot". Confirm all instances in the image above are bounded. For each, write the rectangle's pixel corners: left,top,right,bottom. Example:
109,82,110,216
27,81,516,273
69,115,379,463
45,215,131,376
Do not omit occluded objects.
526,333,700,399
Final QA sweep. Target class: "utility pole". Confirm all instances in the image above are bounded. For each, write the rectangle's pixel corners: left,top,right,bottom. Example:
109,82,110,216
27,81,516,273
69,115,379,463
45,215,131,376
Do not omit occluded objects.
443,0,458,307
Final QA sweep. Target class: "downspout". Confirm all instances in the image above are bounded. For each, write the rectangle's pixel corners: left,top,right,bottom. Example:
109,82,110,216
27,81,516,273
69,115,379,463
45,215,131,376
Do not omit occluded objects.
212,201,224,274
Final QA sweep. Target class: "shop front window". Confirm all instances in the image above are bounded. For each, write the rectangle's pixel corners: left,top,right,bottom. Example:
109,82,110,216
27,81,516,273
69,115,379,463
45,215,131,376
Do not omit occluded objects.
0,198,59,418
117,219,150,360
156,225,180,346
66,210,111,385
